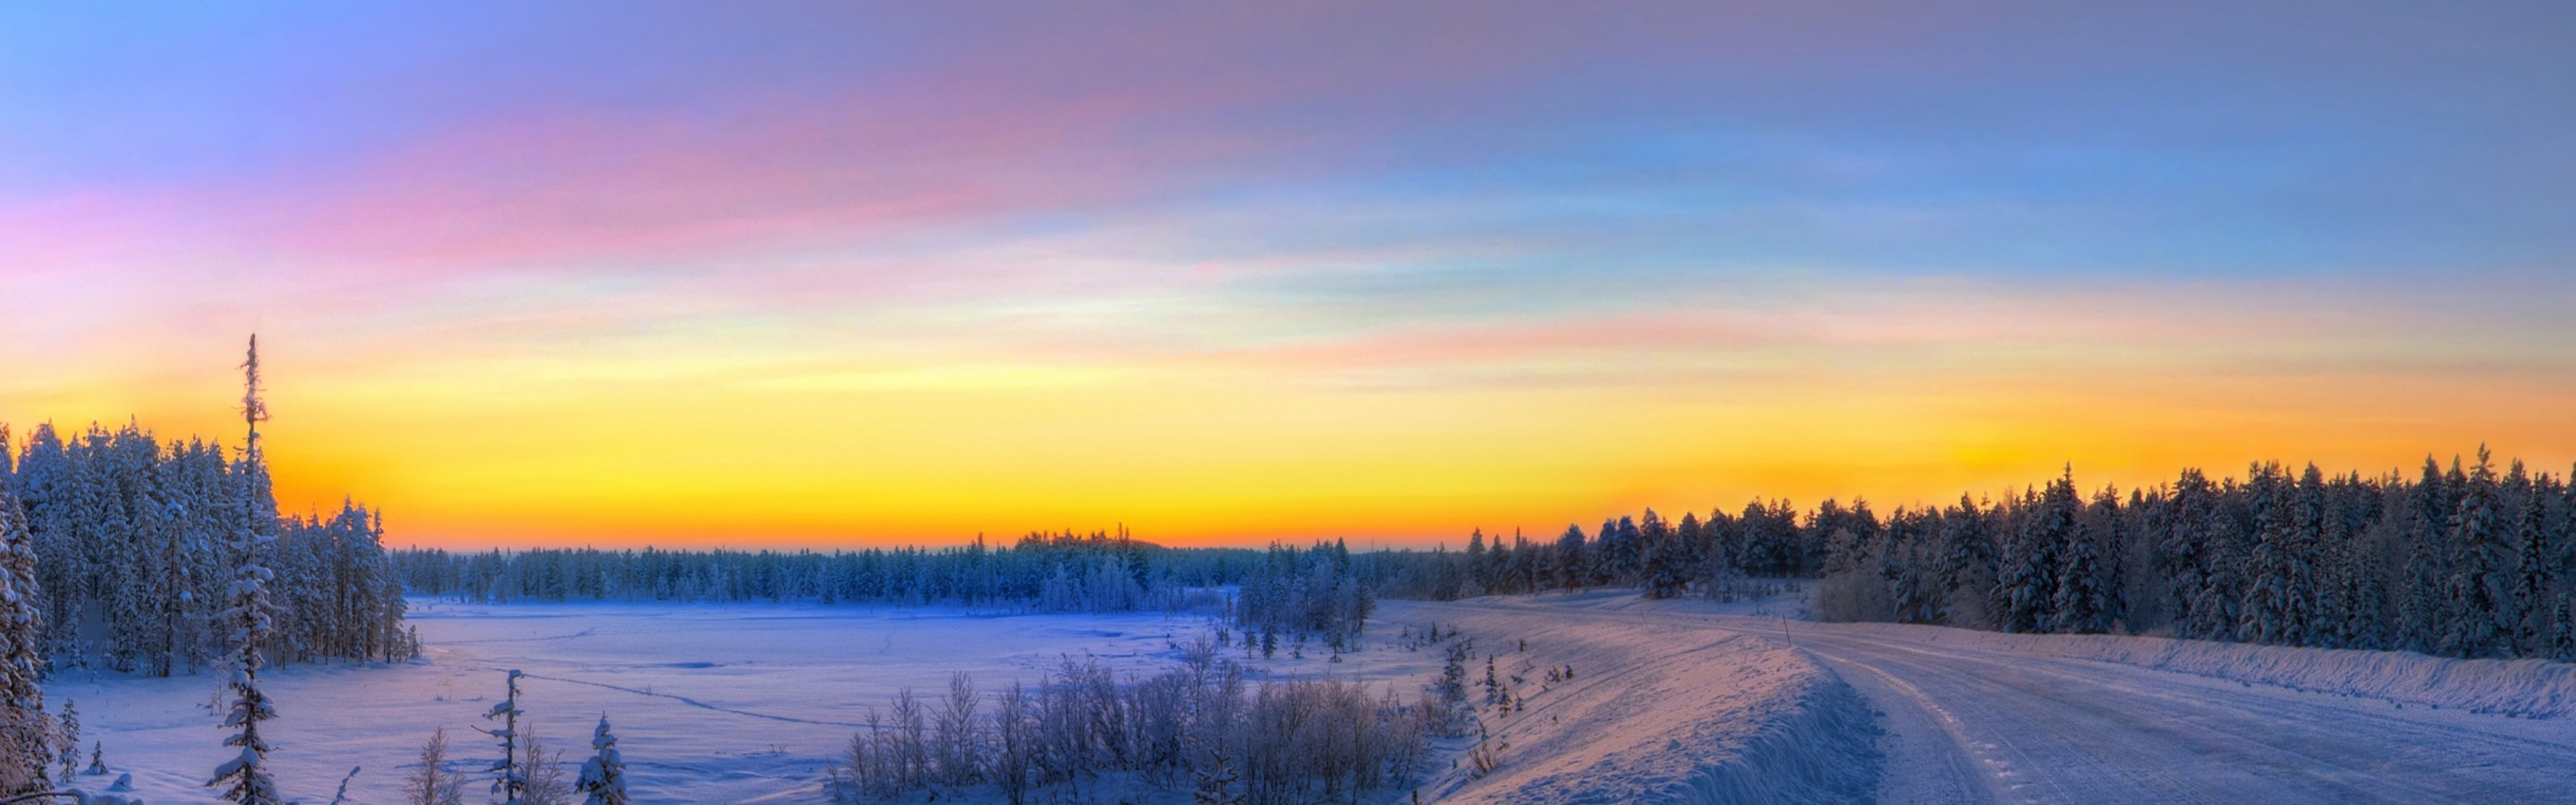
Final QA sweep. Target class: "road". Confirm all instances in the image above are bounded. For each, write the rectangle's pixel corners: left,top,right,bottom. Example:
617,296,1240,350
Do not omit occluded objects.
1416,596,2576,804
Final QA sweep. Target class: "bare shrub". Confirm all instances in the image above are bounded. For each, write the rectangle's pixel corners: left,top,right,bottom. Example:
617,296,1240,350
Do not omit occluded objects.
936,672,981,786
835,654,1429,804
521,733,574,805
402,728,464,805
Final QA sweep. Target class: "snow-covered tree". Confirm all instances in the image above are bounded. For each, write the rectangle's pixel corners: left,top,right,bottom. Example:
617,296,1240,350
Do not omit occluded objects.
575,716,627,805
2241,463,2314,646
0,488,54,794
54,698,76,784
2443,448,2513,658
2053,523,2113,634
208,528,281,804
2395,457,2456,653
484,670,527,803
210,335,284,805
1936,496,1998,629
2511,477,2554,655
2001,473,2079,633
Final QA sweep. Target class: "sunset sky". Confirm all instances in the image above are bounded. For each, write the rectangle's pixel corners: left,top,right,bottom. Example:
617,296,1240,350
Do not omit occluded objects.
4,3,2572,549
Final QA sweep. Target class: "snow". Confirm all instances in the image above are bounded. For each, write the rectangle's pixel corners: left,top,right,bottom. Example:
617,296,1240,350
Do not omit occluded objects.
1453,589,2576,802
1813,621,2576,719
1385,596,1880,804
53,587,2576,803
47,593,1866,804
47,599,1234,803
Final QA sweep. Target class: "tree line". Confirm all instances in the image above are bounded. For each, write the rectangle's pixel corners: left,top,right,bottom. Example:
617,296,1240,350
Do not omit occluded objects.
394,530,1254,611
1358,447,2576,662
1816,449,2576,660
0,336,417,802
0,422,414,676
1356,500,1818,603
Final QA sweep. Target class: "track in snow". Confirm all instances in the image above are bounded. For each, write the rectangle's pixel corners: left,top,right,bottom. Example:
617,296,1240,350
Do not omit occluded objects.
1437,597,2576,804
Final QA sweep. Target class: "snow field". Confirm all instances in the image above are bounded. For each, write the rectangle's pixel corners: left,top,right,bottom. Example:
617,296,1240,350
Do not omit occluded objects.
46,594,1881,804
49,599,1233,803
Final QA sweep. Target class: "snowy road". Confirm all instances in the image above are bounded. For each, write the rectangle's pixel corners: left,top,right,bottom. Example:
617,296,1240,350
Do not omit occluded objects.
1421,597,2576,804
1787,625,2576,804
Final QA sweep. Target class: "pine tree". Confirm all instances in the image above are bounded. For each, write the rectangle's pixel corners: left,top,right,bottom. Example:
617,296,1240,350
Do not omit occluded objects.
2053,526,2111,634
2510,478,2553,655
575,716,628,805
2191,479,2252,643
2003,473,2078,633
2443,447,2513,658
210,335,284,805
2396,457,2453,653
1935,496,1999,628
54,699,76,784
208,531,281,804
484,670,528,803
2241,463,2312,646
2091,487,2131,631
0,490,53,794
1554,525,1586,591
2149,470,2204,639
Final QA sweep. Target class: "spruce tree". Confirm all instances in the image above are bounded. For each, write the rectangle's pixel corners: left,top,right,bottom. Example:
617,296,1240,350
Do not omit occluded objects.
576,716,628,805
2443,447,2512,658
210,335,284,805
2003,473,2078,633
2511,479,2552,655
1936,496,1998,629
2241,463,2312,646
2053,526,2111,634
2187,479,2249,642
2154,471,2211,638
0,490,53,794
484,670,527,804
2396,457,2453,653
55,699,76,784
208,530,281,804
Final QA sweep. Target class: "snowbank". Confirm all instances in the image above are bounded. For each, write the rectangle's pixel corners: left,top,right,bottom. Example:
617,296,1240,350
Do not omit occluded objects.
1386,601,1880,804
1813,621,2576,719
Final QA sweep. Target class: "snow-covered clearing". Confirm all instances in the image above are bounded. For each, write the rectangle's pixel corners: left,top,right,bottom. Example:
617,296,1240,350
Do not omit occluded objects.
53,600,1240,803
60,589,2576,803
48,596,1851,804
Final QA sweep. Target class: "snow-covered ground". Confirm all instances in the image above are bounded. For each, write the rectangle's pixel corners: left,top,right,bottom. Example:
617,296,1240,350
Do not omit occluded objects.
58,589,2576,803
1439,589,2576,803
53,599,1240,803
1379,595,1878,804
48,595,1839,804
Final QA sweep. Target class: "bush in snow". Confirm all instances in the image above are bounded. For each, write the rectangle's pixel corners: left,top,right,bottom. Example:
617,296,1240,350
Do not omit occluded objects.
402,727,466,805
575,717,627,805
828,652,1429,805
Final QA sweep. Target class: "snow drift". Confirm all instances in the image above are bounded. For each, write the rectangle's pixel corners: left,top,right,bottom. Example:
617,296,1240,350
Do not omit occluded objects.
1393,601,1881,804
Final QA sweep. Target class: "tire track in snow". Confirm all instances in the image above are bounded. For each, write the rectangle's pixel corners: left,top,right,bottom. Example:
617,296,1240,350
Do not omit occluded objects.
1425,597,2576,803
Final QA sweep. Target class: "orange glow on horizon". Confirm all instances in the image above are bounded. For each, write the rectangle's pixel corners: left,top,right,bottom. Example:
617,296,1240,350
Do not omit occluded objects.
10,317,2569,553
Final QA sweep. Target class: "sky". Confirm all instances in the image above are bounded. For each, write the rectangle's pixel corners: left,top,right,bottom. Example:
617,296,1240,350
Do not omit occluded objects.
3,2,2572,550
